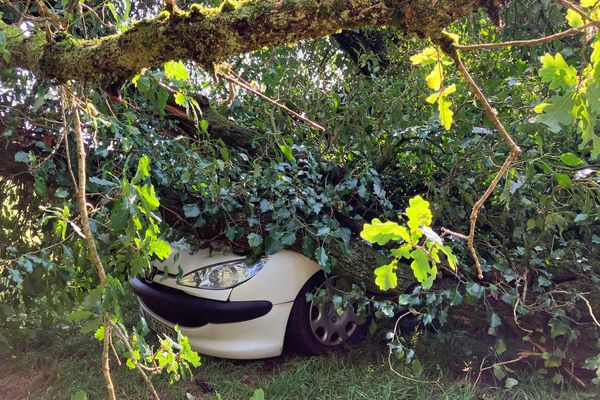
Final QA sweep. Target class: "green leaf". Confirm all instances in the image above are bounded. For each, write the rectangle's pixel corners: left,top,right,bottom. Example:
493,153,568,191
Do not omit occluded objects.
249,388,265,400
183,204,201,218
279,144,295,162
495,339,507,355
534,95,576,133
405,195,432,234
67,309,93,323
489,313,501,328
439,245,458,270
549,319,570,339
559,152,584,167
109,203,130,231
410,47,438,66
565,9,584,27
164,60,189,81
425,84,456,104
14,151,30,163
315,247,328,268
539,53,578,91
54,187,69,198
425,63,443,91
438,95,454,130
390,244,412,259
265,234,285,255
374,259,398,291
89,176,116,187
280,231,297,246
555,173,572,187
410,248,436,289
132,155,151,184
360,218,410,245
505,377,519,389
175,92,186,106
200,119,209,133
71,390,88,400
150,238,171,260
135,184,160,211
247,233,263,248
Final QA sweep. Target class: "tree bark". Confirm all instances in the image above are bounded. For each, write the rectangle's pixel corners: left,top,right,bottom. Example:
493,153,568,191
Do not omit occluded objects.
1,0,506,88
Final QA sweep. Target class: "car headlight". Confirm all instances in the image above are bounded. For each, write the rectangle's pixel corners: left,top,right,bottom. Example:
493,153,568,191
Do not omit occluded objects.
176,259,267,289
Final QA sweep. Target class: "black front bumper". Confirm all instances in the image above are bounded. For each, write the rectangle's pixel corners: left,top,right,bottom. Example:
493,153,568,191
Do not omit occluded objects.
130,277,272,328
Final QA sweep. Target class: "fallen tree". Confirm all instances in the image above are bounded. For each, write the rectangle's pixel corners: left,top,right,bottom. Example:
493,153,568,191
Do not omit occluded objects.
2,0,600,395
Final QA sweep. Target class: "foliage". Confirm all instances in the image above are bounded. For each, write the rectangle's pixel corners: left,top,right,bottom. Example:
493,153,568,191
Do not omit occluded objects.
361,195,457,289
0,0,600,394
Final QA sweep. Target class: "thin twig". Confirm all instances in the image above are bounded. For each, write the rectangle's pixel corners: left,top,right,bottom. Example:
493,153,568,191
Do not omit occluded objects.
552,291,600,327
60,89,79,193
440,46,522,279
65,85,116,400
110,320,161,400
215,66,327,132
555,0,595,22
456,22,599,51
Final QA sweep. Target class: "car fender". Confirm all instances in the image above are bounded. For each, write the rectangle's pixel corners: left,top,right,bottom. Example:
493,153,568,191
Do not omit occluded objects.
228,250,321,304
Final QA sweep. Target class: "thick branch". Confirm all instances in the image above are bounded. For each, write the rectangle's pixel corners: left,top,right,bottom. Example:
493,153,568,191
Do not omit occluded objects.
2,0,503,87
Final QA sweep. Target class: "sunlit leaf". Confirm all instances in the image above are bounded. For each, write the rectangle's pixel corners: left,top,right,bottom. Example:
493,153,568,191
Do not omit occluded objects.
374,259,398,291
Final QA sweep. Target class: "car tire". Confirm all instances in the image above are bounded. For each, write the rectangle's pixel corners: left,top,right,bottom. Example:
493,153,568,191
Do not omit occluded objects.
284,272,367,355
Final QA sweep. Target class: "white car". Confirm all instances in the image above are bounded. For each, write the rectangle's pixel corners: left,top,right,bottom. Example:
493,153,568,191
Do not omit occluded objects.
131,247,365,359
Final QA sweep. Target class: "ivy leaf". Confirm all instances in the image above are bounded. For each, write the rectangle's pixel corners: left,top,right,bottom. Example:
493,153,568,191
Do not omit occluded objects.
559,152,584,167
265,234,284,255
183,204,201,218
14,151,30,163
538,53,577,91
505,378,519,389
489,313,502,328
247,233,263,248
410,248,436,289
315,247,328,268
360,218,410,245
224,226,237,241
280,231,297,246
89,176,116,187
374,259,398,291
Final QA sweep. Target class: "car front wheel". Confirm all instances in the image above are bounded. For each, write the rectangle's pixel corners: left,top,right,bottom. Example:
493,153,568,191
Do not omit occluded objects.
284,273,365,355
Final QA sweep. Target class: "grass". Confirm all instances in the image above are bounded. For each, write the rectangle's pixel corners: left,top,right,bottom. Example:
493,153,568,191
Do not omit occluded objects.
2,321,598,400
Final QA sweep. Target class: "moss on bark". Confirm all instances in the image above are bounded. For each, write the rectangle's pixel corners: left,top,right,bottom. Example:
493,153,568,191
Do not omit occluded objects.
2,0,503,88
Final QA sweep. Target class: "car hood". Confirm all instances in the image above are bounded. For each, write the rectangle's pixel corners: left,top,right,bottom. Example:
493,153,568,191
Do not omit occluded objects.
153,247,246,276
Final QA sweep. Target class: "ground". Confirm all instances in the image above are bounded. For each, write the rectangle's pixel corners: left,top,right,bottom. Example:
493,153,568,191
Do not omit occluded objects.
1,321,597,400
